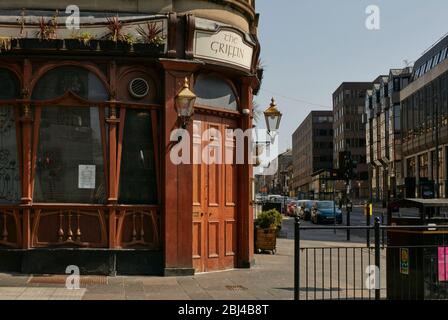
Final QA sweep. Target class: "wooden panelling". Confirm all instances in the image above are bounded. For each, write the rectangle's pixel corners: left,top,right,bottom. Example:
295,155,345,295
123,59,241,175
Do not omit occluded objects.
116,208,160,249
31,208,107,248
0,209,21,248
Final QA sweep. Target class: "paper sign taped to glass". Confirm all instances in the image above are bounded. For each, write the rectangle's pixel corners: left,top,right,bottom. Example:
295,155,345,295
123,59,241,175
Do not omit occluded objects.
78,165,96,189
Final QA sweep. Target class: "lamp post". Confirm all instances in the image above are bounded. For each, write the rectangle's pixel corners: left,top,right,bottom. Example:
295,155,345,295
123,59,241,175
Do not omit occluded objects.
254,97,283,169
264,98,283,136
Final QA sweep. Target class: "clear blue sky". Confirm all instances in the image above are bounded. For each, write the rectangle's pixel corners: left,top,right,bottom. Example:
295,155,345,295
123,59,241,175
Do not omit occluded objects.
254,0,448,153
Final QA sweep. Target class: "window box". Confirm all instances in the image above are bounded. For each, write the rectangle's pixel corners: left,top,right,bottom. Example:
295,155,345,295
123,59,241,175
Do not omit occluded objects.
65,39,99,51
132,43,165,55
18,39,63,50
99,40,131,53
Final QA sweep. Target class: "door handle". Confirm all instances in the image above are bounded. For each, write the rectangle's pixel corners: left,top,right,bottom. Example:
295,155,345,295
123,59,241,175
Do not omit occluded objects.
201,212,204,217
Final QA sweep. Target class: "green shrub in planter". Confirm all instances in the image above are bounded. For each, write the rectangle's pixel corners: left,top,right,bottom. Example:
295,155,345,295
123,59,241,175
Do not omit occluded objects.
255,209,282,229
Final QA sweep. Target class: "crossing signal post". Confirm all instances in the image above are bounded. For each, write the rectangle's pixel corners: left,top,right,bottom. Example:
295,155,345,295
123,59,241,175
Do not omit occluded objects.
338,151,357,240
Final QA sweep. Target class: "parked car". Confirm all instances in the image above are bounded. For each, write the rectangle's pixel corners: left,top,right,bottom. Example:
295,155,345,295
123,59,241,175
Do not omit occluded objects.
268,195,283,203
311,201,343,224
296,200,313,220
286,200,299,216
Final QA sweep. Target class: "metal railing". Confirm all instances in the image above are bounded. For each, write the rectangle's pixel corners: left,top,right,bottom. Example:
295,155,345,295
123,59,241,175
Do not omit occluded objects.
294,218,448,300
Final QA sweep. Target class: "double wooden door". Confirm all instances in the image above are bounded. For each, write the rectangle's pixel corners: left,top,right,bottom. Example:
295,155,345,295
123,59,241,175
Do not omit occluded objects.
192,114,238,272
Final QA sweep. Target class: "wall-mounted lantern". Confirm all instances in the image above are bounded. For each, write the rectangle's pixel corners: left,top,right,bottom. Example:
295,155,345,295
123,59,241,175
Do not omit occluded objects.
175,77,196,129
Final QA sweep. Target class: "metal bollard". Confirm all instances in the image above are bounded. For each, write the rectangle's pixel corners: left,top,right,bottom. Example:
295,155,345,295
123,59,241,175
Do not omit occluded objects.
374,217,381,300
294,216,300,300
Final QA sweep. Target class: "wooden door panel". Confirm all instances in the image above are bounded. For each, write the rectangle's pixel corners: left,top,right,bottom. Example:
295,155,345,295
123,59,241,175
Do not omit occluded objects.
207,221,219,258
192,120,203,207
224,219,236,256
192,115,238,272
192,220,202,259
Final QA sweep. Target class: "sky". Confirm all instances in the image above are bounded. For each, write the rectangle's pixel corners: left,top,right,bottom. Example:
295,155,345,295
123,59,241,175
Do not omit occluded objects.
254,0,448,153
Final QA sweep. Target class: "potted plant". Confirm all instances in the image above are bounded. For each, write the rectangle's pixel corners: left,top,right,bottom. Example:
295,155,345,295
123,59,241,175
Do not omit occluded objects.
65,31,99,50
133,21,166,55
0,37,13,53
254,209,282,254
100,15,132,53
20,12,63,50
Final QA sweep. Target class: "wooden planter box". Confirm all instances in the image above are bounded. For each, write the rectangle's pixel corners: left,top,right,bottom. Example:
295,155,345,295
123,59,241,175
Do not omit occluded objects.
133,43,165,55
65,39,99,51
99,40,131,53
18,39,63,50
255,227,277,254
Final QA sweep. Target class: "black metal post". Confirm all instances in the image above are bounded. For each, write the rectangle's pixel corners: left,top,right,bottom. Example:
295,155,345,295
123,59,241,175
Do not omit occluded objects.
346,205,351,241
365,203,371,247
333,180,336,234
435,90,440,198
294,216,300,300
374,217,381,300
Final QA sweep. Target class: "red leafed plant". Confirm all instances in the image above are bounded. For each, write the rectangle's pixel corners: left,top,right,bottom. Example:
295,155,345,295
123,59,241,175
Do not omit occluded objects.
136,21,164,45
105,15,125,42
36,14,58,40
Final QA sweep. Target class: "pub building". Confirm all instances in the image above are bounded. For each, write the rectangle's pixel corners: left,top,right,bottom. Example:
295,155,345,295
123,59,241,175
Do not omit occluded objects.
0,0,265,275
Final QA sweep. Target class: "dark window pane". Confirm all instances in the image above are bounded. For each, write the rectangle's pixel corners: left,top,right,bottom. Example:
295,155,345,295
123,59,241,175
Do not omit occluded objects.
119,109,157,204
34,106,106,203
0,69,20,100
32,67,108,101
0,106,20,203
195,74,238,111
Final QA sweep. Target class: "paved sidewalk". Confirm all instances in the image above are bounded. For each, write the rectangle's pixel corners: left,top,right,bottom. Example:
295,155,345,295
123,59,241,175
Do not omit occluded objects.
0,226,382,300
0,238,296,300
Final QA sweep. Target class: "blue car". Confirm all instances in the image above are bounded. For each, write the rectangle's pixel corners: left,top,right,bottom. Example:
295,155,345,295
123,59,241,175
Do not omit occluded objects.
311,201,343,224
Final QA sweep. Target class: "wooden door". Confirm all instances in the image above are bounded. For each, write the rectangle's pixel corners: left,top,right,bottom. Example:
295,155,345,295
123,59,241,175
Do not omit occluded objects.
192,114,238,272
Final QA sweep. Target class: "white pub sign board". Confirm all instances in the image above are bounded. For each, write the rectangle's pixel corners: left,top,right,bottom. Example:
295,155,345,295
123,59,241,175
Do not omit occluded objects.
194,28,254,71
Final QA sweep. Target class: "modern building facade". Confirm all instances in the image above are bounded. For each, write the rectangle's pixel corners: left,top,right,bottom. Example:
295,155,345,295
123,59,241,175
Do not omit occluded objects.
292,111,333,198
332,82,371,199
365,69,411,204
0,0,261,275
401,34,448,198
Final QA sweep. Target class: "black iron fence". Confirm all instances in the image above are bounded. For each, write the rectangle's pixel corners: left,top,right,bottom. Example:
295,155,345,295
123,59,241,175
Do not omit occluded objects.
294,218,448,300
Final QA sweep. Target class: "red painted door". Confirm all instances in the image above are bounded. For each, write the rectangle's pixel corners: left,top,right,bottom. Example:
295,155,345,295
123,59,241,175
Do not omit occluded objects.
192,115,237,272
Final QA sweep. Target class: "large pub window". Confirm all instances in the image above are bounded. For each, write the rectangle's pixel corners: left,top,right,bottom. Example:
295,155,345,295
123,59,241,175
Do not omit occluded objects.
0,69,21,204
194,74,238,111
119,109,157,204
32,67,108,203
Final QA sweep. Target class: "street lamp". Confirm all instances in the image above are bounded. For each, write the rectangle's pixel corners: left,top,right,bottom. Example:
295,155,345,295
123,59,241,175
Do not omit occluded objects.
175,77,196,130
264,97,282,135
253,98,283,167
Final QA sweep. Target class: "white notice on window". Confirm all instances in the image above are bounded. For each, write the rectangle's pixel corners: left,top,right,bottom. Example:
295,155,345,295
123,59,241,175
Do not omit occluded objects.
78,165,96,189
